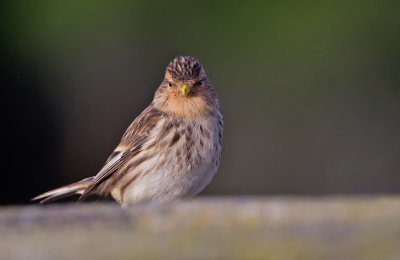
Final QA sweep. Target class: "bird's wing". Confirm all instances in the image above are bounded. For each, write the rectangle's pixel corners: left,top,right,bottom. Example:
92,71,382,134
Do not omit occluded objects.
78,105,163,201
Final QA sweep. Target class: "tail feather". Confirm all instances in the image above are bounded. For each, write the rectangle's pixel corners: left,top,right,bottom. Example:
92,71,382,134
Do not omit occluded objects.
32,177,94,203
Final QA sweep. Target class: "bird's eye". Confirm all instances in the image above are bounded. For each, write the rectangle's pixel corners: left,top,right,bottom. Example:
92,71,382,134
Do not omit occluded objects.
168,82,173,87
196,80,203,86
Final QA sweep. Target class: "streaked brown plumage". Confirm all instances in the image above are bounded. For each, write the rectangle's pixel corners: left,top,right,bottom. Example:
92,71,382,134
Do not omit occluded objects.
33,56,223,207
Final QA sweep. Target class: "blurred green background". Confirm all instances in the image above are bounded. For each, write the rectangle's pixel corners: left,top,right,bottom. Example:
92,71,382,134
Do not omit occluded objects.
2,0,400,204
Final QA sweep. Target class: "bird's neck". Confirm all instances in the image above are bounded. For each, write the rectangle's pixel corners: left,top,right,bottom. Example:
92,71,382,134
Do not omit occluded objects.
156,95,217,120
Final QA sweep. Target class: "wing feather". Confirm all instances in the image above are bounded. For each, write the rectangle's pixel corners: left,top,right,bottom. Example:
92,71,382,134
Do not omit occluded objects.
78,105,163,201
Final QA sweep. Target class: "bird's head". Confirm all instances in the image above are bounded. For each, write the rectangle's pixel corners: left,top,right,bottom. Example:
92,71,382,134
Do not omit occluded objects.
154,56,219,118
164,56,207,97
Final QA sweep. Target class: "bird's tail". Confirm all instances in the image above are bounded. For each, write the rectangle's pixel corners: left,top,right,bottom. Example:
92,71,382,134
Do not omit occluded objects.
31,177,94,203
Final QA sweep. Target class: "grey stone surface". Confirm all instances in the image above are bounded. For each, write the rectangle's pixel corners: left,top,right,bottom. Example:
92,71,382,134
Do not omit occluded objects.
1,196,400,259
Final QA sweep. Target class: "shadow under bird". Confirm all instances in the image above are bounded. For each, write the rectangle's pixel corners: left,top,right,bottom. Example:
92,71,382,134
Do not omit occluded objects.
32,56,223,207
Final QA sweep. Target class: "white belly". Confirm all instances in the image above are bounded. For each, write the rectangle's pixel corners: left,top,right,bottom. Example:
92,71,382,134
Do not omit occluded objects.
121,153,216,204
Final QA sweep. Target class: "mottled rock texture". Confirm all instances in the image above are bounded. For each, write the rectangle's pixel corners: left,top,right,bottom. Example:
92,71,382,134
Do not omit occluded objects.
1,196,400,259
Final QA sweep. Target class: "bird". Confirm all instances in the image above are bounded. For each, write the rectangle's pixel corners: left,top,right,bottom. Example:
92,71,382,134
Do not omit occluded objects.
32,56,223,207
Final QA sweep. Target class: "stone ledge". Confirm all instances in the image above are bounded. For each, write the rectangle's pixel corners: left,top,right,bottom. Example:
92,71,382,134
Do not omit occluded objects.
2,196,400,259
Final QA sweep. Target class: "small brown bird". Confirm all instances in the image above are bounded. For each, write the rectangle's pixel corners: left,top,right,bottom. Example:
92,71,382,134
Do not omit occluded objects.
33,56,223,207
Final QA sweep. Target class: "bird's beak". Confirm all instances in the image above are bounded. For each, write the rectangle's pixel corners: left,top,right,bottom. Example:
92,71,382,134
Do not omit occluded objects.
180,84,191,97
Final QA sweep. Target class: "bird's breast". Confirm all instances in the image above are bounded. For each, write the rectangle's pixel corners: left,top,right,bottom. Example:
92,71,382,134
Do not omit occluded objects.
115,112,223,205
